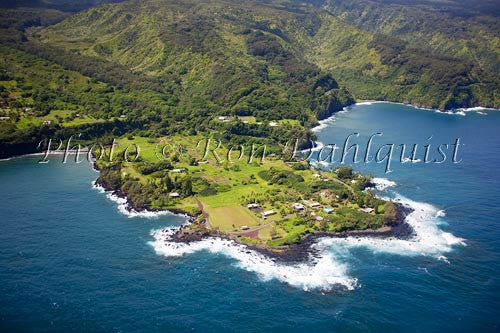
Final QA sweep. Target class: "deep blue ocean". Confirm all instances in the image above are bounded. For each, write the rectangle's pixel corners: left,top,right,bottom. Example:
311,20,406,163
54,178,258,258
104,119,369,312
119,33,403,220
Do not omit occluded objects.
0,102,499,332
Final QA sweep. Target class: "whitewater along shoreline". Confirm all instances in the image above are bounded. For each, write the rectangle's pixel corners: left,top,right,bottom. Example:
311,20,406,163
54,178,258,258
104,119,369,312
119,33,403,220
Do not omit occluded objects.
89,138,416,263
93,163,197,220
2,101,419,264
93,156,414,263
355,99,500,113
165,202,413,263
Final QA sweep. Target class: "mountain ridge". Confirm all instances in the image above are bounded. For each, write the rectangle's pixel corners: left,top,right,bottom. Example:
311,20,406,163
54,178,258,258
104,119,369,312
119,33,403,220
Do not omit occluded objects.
27,0,499,110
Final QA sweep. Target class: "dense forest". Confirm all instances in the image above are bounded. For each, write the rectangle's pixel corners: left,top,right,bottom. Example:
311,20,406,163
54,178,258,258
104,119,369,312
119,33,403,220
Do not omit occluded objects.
0,0,498,158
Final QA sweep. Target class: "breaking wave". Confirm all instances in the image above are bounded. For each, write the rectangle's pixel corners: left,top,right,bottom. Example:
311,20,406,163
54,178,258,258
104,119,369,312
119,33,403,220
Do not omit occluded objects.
436,210,446,217
456,106,498,112
147,183,465,291
312,115,338,133
312,107,351,133
148,227,358,292
91,181,185,219
372,177,397,191
318,194,465,259
147,189,465,292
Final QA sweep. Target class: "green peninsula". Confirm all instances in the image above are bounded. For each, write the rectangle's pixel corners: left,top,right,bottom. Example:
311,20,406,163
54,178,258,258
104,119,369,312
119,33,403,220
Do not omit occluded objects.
3,0,492,248
95,135,399,247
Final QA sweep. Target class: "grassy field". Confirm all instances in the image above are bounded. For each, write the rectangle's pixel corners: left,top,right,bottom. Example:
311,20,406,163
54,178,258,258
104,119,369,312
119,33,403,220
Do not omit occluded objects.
202,205,261,231
94,134,389,246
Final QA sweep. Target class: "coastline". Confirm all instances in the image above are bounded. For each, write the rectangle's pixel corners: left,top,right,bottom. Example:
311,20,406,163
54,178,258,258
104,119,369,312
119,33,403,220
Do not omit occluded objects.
355,99,500,113
0,149,90,162
167,202,414,263
92,161,197,220
92,158,416,263
2,99,461,263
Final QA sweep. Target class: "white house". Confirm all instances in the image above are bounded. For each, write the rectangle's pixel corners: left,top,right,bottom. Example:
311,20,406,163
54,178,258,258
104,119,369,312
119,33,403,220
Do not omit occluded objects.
261,210,276,218
304,200,320,208
169,192,180,198
217,116,230,122
247,203,259,209
323,207,334,214
360,207,374,213
292,203,305,211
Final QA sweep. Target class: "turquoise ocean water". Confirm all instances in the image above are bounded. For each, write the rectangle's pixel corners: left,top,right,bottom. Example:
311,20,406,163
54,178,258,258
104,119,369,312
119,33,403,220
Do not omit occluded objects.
0,103,498,332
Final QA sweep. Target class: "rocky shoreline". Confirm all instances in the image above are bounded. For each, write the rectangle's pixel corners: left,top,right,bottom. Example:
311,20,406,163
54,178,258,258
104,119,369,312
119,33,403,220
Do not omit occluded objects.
93,152,415,263
168,202,414,263
93,161,198,219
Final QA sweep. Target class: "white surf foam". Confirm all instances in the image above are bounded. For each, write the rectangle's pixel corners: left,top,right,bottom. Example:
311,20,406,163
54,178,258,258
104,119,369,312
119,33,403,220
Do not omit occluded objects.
312,116,337,133
372,177,397,191
457,106,499,112
149,227,358,292
91,181,184,219
437,110,466,116
436,210,446,217
146,183,464,291
318,194,465,259
312,107,350,133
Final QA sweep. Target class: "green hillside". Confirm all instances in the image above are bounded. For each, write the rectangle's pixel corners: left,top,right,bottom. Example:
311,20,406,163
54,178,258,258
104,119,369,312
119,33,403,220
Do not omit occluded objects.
0,0,359,158
303,0,500,108
1,0,499,156
0,0,497,246
14,0,497,110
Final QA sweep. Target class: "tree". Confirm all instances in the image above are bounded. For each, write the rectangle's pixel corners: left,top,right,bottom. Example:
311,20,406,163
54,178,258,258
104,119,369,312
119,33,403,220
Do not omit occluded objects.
180,177,193,197
163,174,174,192
336,166,353,179
384,201,398,225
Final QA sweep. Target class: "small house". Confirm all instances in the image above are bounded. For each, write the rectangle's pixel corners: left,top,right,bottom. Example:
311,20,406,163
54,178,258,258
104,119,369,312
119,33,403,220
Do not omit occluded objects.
42,120,52,125
304,200,320,208
241,225,250,231
360,207,374,213
261,210,276,219
323,207,334,214
0,116,10,120
247,203,259,209
315,216,324,221
269,121,279,127
171,168,186,173
292,203,305,211
217,116,230,122
169,192,180,198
